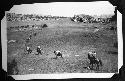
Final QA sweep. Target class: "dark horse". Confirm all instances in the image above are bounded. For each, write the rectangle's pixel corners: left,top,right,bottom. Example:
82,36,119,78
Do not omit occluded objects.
54,50,63,59
88,53,102,70
36,46,42,55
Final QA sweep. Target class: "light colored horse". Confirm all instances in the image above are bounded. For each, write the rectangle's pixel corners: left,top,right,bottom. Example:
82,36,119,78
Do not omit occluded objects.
54,50,63,59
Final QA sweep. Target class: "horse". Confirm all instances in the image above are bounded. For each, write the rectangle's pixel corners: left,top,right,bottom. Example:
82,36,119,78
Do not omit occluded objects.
54,50,63,59
94,58,103,70
36,46,42,55
26,47,32,54
88,53,102,70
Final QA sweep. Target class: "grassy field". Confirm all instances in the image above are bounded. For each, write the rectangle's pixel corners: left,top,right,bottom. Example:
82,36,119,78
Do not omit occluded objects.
7,19,118,74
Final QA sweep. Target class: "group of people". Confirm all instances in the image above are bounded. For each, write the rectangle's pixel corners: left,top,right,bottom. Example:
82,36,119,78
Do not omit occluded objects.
26,46,42,55
26,44,102,70
26,46,63,59
25,32,41,55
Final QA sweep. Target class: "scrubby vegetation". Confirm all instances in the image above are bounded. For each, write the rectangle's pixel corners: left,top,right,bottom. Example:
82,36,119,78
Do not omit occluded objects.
7,59,19,75
7,13,118,74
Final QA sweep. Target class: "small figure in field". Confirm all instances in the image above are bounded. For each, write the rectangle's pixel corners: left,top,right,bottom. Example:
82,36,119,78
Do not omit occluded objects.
26,35,32,43
26,46,32,54
26,38,30,43
33,33,37,36
54,50,63,59
36,46,42,55
29,34,32,39
89,51,97,59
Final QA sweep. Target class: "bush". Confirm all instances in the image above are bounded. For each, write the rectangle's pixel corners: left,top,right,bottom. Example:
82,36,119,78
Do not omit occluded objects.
42,24,48,28
114,42,118,48
108,51,118,55
7,59,19,75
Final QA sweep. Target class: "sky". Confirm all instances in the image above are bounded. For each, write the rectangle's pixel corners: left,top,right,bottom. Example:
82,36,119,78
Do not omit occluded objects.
9,1,115,17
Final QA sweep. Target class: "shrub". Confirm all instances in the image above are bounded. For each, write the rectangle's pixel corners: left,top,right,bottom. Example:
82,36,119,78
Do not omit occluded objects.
114,42,118,48
7,59,19,75
42,24,48,28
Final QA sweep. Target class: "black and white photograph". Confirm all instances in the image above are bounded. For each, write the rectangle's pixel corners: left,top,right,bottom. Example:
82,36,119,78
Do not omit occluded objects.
1,1,123,79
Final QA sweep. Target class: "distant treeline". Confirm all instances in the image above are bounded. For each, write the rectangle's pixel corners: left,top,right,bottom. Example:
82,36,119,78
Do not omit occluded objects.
6,13,116,23
71,7,117,23
70,14,116,23
6,13,67,22
8,23,48,31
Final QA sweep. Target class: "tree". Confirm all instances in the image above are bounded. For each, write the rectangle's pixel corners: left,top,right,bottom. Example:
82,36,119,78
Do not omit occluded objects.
42,24,48,28
110,7,117,21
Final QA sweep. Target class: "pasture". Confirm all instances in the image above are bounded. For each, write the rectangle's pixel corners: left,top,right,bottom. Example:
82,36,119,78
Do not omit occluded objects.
7,19,118,74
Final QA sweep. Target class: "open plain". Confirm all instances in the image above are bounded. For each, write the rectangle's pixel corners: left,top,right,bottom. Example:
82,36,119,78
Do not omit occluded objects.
7,19,118,74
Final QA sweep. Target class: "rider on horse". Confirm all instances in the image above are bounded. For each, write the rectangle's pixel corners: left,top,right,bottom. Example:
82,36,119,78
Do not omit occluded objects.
26,46,32,54
54,50,63,59
89,51,97,60
36,46,42,55
88,51,102,70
